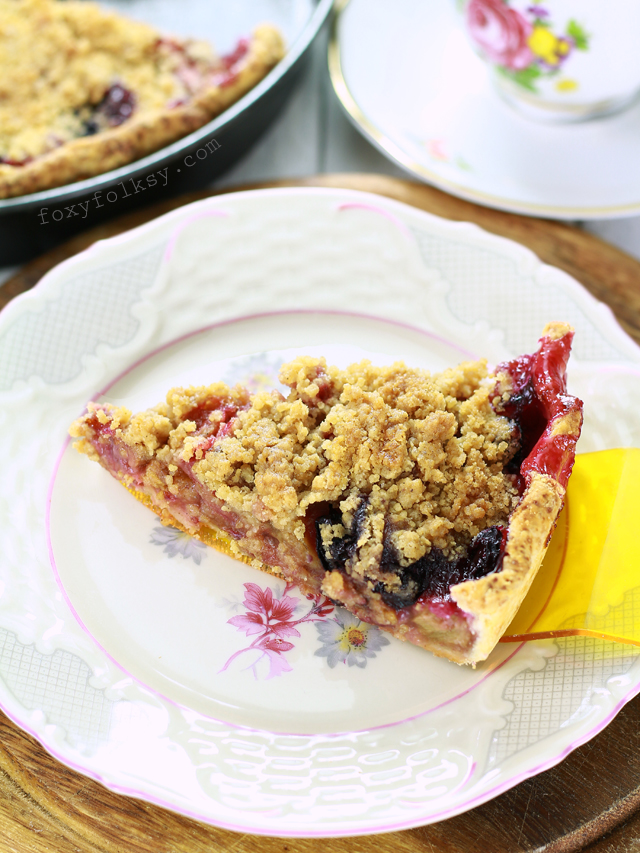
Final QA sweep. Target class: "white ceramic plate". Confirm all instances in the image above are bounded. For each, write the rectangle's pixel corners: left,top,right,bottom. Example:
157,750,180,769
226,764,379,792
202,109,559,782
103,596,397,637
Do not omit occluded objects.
1,188,640,837
330,0,640,219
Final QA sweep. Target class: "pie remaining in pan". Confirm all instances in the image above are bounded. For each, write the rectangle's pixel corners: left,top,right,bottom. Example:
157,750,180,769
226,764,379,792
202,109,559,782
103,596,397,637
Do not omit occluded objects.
0,0,285,198
70,322,583,665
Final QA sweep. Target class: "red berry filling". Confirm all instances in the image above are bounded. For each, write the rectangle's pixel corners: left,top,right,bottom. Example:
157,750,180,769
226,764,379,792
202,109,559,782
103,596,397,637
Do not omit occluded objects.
315,501,507,612
220,38,250,70
496,329,582,490
313,330,582,616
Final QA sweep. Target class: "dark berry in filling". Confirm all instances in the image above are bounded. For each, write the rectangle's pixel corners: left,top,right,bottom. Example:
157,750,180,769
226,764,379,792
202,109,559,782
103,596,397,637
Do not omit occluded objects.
81,119,100,137
499,380,546,479
374,526,507,610
93,84,136,129
492,352,549,492
315,496,507,611
315,499,368,573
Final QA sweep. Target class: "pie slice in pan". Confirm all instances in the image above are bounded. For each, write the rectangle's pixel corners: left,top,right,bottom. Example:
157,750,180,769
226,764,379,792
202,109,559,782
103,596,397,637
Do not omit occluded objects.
0,0,284,198
70,322,583,664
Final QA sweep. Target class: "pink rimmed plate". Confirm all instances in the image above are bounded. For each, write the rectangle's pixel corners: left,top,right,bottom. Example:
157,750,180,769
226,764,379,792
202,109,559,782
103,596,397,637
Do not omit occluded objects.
0,188,639,836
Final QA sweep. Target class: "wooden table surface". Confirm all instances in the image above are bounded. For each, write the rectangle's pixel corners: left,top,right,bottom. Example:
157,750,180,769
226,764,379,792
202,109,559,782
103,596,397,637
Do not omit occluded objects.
2,174,640,853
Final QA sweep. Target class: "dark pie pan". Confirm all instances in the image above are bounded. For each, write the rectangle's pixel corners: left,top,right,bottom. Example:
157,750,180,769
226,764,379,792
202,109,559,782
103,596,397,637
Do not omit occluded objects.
0,0,333,265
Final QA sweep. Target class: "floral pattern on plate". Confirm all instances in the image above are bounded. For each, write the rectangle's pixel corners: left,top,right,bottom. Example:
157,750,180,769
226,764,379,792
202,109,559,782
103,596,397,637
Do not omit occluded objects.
220,582,336,679
465,0,589,93
150,524,207,564
220,581,392,679
222,352,284,393
315,609,390,668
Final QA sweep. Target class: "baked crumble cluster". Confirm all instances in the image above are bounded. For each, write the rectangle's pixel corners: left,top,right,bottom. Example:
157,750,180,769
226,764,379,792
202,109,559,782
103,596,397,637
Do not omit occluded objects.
77,357,519,581
0,0,284,195
196,358,519,561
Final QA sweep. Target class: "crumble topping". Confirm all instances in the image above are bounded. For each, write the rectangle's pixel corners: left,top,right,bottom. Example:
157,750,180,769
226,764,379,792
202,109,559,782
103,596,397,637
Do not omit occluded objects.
1,0,226,163
161,357,519,569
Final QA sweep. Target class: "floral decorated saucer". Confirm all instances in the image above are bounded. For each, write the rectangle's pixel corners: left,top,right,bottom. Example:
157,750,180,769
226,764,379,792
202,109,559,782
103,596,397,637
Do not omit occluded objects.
330,0,640,218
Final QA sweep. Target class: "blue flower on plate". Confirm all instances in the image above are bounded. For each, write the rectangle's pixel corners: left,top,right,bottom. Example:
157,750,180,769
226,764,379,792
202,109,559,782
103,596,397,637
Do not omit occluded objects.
315,609,390,668
222,352,285,393
149,525,207,564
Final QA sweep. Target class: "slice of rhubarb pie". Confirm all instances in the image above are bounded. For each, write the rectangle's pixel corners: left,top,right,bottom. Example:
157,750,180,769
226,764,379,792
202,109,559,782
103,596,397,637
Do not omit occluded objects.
0,0,284,198
70,322,583,664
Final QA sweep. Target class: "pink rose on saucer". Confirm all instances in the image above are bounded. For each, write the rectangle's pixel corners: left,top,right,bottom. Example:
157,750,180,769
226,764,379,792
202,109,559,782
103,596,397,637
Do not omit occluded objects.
466,0,533,70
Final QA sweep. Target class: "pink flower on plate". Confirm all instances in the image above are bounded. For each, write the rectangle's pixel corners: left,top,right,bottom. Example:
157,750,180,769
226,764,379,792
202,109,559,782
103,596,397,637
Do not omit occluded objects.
466,0,534,71
228,582,300,638
257,636,296,678
220,582,335,680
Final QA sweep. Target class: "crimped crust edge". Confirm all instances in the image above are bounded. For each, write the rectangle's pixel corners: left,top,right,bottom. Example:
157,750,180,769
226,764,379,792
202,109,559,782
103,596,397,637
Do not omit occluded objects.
452,471,565,663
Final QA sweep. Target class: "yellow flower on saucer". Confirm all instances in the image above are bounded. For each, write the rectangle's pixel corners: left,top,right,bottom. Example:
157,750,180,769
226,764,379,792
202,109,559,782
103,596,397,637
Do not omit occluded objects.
556,78,578,92
528,26,570,67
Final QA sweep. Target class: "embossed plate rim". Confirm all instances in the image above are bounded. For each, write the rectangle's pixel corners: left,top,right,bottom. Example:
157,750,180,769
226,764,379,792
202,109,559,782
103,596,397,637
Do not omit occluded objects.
0,187,639,836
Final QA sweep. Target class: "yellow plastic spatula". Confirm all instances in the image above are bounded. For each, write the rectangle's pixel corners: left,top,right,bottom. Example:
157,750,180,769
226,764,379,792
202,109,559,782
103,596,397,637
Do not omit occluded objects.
502,448,640,647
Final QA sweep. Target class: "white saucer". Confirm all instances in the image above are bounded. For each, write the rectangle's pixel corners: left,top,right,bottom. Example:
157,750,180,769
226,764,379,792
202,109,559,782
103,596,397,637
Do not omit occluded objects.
330,0,640,219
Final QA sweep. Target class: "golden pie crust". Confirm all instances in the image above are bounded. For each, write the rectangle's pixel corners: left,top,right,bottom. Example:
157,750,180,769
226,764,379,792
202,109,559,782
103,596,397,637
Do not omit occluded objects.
0,0,284,198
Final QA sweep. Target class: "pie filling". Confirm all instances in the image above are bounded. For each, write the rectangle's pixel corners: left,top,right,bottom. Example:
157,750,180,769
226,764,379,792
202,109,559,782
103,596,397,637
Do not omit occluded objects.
70,323,583,664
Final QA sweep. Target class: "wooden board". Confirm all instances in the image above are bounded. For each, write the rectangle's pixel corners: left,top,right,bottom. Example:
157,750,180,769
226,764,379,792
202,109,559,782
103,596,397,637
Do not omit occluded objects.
2,174,640,853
